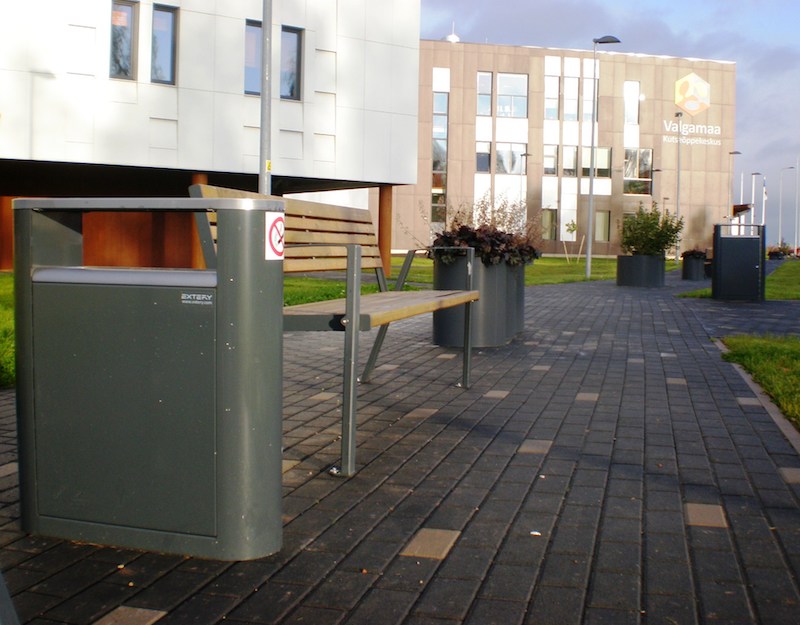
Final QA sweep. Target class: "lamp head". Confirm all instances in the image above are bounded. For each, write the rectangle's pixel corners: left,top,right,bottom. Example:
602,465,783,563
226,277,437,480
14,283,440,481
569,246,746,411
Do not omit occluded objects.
593,35,621,45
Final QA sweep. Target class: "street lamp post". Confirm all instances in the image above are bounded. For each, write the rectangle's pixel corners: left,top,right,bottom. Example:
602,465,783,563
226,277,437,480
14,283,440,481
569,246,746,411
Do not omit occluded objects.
585,35,620,280
795,156,800,255
779,166,795,246
259,0,273,194
750,172,762,227
728,151,741,215
674,111,683,260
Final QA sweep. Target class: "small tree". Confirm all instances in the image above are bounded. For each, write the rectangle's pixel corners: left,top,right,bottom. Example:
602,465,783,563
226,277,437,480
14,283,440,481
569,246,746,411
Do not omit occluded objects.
620,202,683,256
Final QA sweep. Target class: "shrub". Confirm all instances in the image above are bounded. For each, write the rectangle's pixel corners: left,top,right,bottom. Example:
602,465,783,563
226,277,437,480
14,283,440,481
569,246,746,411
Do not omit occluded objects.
620,203,684,256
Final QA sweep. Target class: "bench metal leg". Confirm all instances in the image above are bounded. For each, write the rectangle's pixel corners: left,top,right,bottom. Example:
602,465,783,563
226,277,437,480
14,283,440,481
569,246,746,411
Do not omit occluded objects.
360,324,388,383
460,248,475,389
335,245,361,477
461,299,473,389
361,249,415,383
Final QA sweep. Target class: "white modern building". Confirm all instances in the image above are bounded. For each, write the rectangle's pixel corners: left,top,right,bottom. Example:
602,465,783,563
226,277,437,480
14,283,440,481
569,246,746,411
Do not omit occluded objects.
0,0,421,268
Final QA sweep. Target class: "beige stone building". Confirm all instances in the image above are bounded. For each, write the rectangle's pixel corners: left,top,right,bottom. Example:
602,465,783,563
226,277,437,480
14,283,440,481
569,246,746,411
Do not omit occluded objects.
389,39,736,256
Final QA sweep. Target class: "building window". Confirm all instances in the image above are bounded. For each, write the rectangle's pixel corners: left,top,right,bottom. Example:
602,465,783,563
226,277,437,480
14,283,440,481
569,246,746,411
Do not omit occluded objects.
624,81,640,125
581,147,611,178
563,146,578,177
477,72,492,116
151,5,177,84
281,26,302,100
595,210,611,242
544,76,559,120
542,209,558,240
543,145,558,175
432,138,447,172
476,142,491,172
432,91,449,225
497,73,528,118
564,77,579,122
110,1,137,79
624,148,653,194
245,21,262,95
496,143,526,174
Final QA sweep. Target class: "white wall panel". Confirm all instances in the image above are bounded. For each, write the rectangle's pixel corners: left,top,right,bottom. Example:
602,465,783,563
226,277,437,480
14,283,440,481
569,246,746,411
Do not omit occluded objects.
390,113,418,182
563,121,579,146
474,174,491,203
177,90,214,169
580,178,613,196
475,117,493,142
541,176,558,209
364,42,394,112
338,0,367,40
543,120,560,145
496,117,528,143
363,111,392,181
432,67,450,92
310,0,337,51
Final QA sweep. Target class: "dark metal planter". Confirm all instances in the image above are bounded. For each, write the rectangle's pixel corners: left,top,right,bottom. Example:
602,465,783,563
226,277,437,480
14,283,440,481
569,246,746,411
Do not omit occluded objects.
433,258,525,347
681,256,706,281
616,254,665,288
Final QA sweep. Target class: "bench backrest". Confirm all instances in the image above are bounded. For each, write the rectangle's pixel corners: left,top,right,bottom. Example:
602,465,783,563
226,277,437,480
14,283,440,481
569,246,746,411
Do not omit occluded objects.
189,184,384,274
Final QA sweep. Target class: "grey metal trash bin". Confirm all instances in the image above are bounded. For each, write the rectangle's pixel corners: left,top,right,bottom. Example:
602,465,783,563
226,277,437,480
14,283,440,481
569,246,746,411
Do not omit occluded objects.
14,197,285,560
711,223,766,302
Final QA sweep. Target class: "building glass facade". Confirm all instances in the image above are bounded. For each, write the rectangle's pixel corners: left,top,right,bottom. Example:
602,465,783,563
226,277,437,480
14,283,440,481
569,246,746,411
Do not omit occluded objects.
392,39,736,256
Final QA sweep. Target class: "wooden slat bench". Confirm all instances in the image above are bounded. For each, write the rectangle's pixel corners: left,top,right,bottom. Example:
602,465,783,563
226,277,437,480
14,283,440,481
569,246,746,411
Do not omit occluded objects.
189,184,479,476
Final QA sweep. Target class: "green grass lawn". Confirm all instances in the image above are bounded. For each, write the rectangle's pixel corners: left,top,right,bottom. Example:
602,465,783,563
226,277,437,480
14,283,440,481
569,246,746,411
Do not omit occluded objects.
284,276,381,305
722,335,800,430
391,255,619,286
0,274,14,388
765,260,800,299
680,259,800,300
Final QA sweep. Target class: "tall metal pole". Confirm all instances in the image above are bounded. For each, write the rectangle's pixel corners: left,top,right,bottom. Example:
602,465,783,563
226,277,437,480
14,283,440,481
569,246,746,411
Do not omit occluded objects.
728,151,740,214
585,35,619,280
259,1,273,194
795,156,800,254
779,166,795,246
674,111,683,260
750,172,761,228
761,176,767,227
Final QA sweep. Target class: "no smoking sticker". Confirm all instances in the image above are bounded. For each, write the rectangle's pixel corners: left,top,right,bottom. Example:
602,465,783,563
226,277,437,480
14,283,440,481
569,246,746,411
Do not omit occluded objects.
265,213,285,261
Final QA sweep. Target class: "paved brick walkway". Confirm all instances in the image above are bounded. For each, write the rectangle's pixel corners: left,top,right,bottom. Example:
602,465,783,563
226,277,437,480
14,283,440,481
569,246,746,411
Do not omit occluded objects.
1,270,799,625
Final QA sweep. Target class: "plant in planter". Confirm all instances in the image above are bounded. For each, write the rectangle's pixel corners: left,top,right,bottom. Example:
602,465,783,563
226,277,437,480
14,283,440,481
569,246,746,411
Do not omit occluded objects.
681,249,707,281
617,202,684,287
430,223,539,268
428,198,540,347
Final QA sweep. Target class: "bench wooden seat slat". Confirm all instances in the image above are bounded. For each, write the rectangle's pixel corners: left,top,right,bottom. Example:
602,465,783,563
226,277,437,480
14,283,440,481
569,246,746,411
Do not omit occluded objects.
284,257,385,273
285,231,379,246
284,289,480,330
188,184,478,477
286,215,375,235
285,245,382,261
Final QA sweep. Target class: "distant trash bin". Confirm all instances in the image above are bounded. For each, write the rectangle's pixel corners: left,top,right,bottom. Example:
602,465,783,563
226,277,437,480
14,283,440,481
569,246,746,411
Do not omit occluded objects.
14,197,285,560
711,224,766,302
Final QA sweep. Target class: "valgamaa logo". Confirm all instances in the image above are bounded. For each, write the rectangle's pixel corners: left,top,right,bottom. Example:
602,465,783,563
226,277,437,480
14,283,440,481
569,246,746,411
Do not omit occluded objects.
675,72,710,116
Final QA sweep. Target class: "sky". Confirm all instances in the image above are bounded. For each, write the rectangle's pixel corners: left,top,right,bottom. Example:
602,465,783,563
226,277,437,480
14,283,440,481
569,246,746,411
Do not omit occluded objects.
420,0,800,247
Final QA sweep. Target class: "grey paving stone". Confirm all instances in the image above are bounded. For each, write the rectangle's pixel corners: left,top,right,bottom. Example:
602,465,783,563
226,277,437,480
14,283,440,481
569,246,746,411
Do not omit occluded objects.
3,274,800,625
